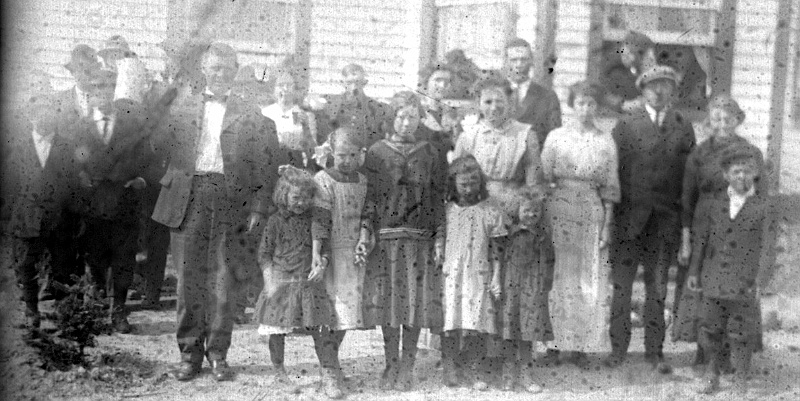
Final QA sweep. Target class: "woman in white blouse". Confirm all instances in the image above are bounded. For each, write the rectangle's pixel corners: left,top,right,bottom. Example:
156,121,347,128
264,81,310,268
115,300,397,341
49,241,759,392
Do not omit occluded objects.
261,71,319,170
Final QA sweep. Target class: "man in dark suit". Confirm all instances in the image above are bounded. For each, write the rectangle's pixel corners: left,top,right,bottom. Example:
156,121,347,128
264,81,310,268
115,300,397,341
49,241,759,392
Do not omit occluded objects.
3,96,80,328
504,38,562,151
52,45,101,126
151,42,283,382
70,68,155,333
321,63,393,151
605,65,696,373
35,45,101,301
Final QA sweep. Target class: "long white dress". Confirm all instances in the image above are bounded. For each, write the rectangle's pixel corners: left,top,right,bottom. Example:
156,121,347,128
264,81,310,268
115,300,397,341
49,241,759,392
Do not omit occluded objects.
541,124,620,352
442,200,508,335
314,170,368,330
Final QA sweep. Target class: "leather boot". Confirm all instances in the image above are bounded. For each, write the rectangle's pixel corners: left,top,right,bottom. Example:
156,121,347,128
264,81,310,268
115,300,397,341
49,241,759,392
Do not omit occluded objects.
379,327,400,390
501,359,517,391
395,327,420,391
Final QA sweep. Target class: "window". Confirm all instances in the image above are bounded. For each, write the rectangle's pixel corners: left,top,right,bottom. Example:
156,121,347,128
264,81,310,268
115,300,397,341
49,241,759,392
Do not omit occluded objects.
590,0,736,113
434,0,513,71
603,0,722,47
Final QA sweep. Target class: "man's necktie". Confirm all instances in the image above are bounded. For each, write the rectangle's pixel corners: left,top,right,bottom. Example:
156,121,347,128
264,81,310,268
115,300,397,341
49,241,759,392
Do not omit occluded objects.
101,117,111,143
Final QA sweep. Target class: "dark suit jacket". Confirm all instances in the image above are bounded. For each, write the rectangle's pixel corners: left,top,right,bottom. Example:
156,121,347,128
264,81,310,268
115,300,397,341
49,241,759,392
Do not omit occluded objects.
689,191,773,300
49,86,89,130
323,92,393,150
611,108,696,240
514,82,562,151
151,93,282,229
67,101,153,222
3,115,79,238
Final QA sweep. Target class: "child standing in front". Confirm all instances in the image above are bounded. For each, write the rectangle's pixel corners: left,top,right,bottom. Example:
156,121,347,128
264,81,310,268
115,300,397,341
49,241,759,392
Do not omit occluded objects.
496,186,552,393
439,155,507,391
361,91,447,391
312,127,372,382
687,146,773,395
253,165,343,399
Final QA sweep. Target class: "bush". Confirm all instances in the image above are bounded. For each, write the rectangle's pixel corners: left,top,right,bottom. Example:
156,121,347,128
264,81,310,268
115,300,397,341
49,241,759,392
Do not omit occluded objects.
25,276,111,371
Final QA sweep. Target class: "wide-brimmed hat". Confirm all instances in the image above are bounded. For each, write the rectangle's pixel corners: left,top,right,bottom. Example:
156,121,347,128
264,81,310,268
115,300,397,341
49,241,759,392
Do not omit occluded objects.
64,44,101,74
636,65,681,89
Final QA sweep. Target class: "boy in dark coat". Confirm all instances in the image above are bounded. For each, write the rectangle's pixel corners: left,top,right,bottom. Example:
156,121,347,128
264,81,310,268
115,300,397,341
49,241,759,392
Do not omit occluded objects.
3,96,80,327
688,146,773,395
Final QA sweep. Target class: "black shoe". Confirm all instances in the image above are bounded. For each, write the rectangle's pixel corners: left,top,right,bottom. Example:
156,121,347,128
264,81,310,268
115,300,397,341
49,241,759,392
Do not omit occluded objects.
644,353,673,375
210,360,233,381
24,307,41,329
537,348,561,367
602,352,626,368
174,362,201,381
112,315,133,334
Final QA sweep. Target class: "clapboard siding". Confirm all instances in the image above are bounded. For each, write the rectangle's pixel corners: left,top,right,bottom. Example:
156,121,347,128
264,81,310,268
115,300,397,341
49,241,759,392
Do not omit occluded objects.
515,0,538,44
11,0,168,91
552,0,592,103
731,0,780,154
309,0,412,99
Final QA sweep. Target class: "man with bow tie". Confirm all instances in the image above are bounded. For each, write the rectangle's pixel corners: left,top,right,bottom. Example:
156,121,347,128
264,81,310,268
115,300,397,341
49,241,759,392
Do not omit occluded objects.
69,67,153,334
504,38,562,152
151,42,283,382
605,65,696,374
3,93,81,328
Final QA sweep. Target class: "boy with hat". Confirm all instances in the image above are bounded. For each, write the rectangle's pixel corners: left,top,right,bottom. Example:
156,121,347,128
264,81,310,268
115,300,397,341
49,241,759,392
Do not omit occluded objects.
606,64,695,373
687,145,772,395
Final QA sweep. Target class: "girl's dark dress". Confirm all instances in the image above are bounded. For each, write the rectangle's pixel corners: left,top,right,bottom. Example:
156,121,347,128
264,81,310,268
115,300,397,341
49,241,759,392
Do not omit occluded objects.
361,138,446,330
499,223,555,343
254,209,336,332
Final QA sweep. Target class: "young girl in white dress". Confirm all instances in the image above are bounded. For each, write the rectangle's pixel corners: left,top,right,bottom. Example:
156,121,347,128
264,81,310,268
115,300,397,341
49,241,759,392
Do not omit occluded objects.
311,127,373,384
438,155,507,391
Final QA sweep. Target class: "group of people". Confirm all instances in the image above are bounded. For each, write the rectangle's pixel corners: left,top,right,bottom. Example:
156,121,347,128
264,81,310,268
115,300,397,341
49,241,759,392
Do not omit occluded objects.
3,29,773,399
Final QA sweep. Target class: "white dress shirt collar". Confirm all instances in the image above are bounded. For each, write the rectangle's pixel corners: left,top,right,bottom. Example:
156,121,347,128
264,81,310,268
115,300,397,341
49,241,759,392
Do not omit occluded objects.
31,125,54,168
644,103,668,127
727,185,756,219
93,108,117,145
75,86,90,117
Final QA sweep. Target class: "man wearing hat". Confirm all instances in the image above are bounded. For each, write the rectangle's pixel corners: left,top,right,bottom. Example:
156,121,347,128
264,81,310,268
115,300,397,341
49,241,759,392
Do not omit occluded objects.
52,44,102,125
601,30,657,113
34,44,102,301
67,66,154,333
605,65,695,373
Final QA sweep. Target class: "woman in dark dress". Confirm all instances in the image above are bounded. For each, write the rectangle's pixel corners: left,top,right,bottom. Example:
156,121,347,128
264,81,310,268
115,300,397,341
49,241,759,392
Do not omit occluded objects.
674,95,765,369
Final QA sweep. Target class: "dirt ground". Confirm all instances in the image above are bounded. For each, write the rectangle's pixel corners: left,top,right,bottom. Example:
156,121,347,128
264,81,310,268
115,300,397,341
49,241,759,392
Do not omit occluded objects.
2,260,799,401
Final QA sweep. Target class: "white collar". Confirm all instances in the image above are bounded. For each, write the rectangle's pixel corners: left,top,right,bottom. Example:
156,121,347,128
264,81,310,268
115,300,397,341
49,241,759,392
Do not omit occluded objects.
644,103,669,125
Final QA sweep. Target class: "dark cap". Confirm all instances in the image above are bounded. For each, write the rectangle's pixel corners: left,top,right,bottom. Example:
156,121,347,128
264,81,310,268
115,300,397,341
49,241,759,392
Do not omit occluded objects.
636,65,681,89
719,144,761,171
65,44,101,75
623,30,655,51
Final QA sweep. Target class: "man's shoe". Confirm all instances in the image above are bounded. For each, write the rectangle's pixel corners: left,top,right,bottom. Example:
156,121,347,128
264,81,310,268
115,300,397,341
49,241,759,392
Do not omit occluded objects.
174,362,201,381
602,352,626,368
210,360,233,381
112,314,133,334
696,372,720,395
645,353,673,375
